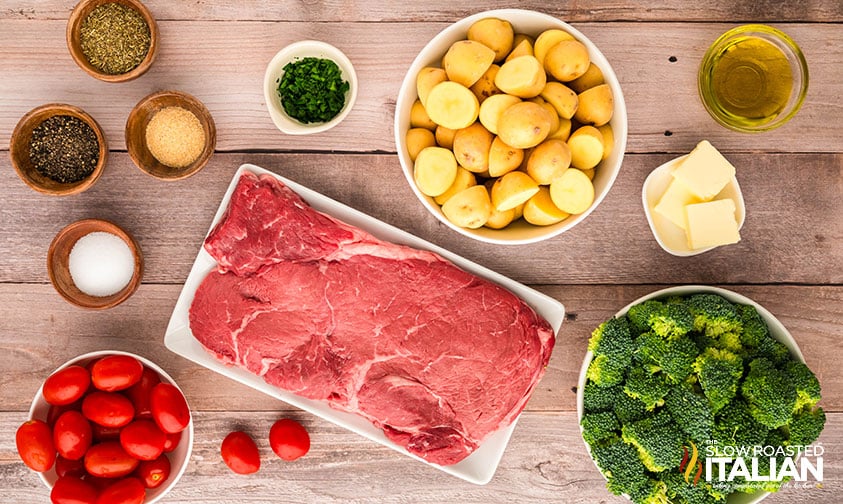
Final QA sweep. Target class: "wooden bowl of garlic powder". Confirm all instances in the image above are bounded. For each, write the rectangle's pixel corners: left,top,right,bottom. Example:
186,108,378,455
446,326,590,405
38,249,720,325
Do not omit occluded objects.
125,90,216,180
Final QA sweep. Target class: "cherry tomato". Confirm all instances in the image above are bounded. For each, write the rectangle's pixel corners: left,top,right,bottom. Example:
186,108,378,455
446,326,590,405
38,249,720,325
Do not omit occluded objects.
50,476,98,504
269,418,310,461
16,419,56,471
92,424,122,442
82,392,135,428
124,367,160,419
221,431,260,474
53,411,93,461
162,431,181,453
94,477,145,504
150,383,190,434
43,366,91,406
135,455,171,489
84,442,139,478
90,356,144,393
48,400,83,427
55,456,87,479
119,420,166,461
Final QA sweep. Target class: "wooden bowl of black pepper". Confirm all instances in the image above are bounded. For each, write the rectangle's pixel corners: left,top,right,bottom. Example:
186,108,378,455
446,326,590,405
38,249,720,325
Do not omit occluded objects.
66,0,158,83
9,103,107,196
125,90,217,181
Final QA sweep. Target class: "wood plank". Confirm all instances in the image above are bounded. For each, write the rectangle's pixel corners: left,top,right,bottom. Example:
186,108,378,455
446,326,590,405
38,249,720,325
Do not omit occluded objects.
0,284,839,414
0,153,840,286
0,411,840,503
1,21,841,154
4,1,842,22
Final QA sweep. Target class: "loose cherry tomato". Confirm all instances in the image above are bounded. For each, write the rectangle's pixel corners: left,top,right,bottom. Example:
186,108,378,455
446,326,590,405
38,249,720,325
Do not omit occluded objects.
55,456,87,479
84,442,139,478
124,367,160,419
53,411,93,461
119,420,166,461
82,392,135,428
221,431,260,474
269,418,310,461
16,419,56,471
48,400,83,427
50,476,98,504
162,431,181,453
135,454,171,489
95,477,145,504
92,424,122,441
149,383,190,434
91,356,143,393
44,366,91,406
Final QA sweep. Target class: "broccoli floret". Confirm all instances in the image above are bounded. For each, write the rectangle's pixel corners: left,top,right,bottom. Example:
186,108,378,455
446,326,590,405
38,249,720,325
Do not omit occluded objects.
742,358,797,428
624,367,671,411
581,411,620,446
627,300,694,339
665,385,715,443
629,479,670,504
627,300,665,335
587,354,627,388
693,348,743,413
613,389,649,424
635,332,698,384
786,407,826,446
663,471,720,504
751,336,792,367
582,382,622,414
587,317,634,387
590,437,650,497
783,360,822,413
712,331,743,353
711,399,769,454
686,294,743,337
622,411,686,472
736,304,769,349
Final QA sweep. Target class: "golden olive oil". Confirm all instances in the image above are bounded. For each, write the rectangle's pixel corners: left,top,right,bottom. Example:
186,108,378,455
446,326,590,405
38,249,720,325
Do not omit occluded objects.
707,36,792,126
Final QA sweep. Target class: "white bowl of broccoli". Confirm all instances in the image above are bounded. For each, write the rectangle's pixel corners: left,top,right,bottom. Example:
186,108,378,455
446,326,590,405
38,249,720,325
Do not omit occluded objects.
576,285,825,504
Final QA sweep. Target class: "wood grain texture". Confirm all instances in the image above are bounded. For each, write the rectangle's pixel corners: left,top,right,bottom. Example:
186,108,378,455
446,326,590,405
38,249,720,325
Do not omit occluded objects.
1,21,841,154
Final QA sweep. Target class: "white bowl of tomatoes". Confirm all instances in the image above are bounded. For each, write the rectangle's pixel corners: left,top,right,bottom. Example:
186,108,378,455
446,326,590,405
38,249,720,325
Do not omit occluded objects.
18,350,193,504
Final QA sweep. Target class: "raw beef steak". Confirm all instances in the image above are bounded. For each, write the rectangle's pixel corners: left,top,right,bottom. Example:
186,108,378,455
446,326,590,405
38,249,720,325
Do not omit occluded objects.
189,171,555,466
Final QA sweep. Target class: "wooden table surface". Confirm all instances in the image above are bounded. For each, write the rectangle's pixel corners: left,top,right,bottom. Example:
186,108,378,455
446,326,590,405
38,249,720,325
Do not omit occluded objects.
1,1,841,503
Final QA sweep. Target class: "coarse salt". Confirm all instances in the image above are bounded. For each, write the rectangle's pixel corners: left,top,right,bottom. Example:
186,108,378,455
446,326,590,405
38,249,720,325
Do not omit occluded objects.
68,231,135,297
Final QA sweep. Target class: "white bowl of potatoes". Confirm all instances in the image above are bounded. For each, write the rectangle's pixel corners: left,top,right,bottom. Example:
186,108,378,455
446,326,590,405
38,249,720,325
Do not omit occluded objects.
395,9,627,245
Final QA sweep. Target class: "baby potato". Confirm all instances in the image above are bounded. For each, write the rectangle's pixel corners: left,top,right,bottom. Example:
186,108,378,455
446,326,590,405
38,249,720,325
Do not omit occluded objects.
410,100,437,130
497,101,554,149
491,171,540,211
467,17,514,62
505,36,534,62
435,125,457,149
548,117,573,141
414,146,458,197
453,122,493,173
484,205,516,229
488,136,524,177
434,167,476,205
541,102,561,138
549,168,595,215
568,125,605,170
574,84,614,126
512,201,526,220
540,82,579,120
478,93,521,135
581,168,596,180
597,124,614,161
441,185,493,229
443,40,496,87
416,67,448,107
533,29,575,68
494,55,546,98
406,128,436,161
527,139,572,185
544,40,590,82
523,186,570,226
469,64,501,103
568,63,605,93
425,81,480,130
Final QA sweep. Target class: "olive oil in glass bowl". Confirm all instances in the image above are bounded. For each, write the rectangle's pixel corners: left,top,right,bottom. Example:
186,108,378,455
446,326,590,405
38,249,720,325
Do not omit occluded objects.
698,24,808,132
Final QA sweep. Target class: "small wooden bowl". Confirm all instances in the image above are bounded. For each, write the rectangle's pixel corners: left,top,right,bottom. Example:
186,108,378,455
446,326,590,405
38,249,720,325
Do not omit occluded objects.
125,90,217,181
66,0,159,83
9,103,108,196
47,219,143,310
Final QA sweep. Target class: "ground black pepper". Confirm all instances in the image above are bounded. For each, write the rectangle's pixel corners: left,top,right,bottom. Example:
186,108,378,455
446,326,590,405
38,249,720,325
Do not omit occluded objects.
80,2,150,75
29,115,99,184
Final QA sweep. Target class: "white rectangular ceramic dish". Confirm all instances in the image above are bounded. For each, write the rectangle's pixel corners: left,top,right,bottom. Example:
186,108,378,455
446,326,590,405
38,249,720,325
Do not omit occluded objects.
164,163,566,485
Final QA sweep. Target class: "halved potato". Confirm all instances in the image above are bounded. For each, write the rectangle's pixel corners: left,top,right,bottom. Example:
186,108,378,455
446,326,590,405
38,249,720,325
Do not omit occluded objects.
410,100,437,130
406,128,436,161
549,167,594,214
540,81,578,120
488,136,524,177
533,29,575,68
467,17,514,62
469,64,501,103
548,118,572,141
544,40,590,82
568,63,605,93
505,36,534,62
425,81,480,130
494,55,546,98
416,67,448,107
414,146,458,197
441,184,493,229
453,122,493,173
434,167,476,205
443,40,496,87
541,102,561,138
527,139,572,185
491,171,540,211
497,101,554,149
478,93,521,135
524,186,570,226
435,125,457,149
485,205,516,229
568,125,604,170
597,124,614,161
574,83,614,127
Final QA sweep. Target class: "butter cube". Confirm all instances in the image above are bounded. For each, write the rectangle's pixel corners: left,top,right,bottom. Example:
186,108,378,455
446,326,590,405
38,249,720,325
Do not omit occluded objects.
672,140,735,200
685,199,741,250
654,179,702,230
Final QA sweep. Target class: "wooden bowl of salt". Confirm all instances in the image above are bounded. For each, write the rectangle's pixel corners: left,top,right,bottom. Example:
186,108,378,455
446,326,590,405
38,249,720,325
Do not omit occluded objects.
47,219,143,310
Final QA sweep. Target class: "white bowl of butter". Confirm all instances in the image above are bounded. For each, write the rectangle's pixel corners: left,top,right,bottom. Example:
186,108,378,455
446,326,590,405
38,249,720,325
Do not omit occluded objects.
642,141,745,256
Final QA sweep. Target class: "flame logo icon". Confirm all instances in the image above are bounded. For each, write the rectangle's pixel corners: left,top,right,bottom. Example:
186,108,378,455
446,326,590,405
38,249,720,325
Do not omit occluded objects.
679,441,703,485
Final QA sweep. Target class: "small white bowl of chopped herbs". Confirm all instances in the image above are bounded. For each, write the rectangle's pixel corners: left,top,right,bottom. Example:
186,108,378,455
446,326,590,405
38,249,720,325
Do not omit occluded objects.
576,285,826,504
263,40,357,135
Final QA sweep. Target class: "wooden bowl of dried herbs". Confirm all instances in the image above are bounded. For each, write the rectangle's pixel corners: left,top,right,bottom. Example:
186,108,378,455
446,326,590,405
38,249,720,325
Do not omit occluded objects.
66,0,159,83
9,103,108,196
